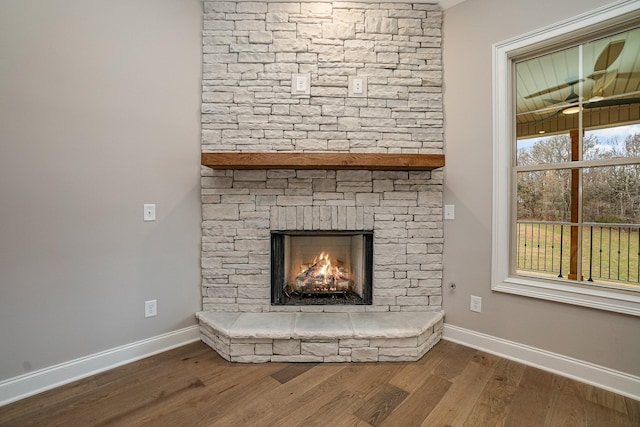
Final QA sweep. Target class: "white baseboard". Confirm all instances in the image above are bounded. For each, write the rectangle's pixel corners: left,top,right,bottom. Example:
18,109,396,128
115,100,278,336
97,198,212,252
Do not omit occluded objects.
443,323,640,401
0,325,200,407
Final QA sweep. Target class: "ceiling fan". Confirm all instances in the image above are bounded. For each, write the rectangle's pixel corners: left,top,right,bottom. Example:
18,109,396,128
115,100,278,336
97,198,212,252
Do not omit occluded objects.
528,91,640,129
523,38,640,126
525,40,626,102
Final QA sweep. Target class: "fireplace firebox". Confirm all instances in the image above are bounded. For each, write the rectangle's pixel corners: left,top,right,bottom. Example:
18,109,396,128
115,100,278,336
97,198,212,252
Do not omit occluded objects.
271,231,373,306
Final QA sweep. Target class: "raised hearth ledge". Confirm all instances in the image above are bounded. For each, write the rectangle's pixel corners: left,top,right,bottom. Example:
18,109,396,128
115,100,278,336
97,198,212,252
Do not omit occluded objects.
201,152,445,171
196,311,444,363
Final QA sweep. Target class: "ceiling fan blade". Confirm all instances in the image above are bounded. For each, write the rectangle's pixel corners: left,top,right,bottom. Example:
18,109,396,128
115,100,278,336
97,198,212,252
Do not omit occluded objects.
587,69,640,82
609,71,640,80
524,79,581,99
542,98,562,104
593,40,625,72
585,98,640,109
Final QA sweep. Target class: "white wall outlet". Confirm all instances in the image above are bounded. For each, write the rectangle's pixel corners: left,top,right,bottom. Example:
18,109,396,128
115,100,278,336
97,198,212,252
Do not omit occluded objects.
470,295,482,313
353,78,363,94
348,76,367,97
143,204,156,221
444,204,455,220
145,299,157,317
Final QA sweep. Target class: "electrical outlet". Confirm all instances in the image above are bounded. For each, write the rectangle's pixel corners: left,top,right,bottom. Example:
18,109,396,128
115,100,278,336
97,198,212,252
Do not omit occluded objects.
143,204,156,221
470,295,482,313
348,76,367,97
353,78,363,94
145,299,157,317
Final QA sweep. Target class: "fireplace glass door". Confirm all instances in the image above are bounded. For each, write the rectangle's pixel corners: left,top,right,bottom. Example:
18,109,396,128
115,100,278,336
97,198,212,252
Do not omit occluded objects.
271,231,373,305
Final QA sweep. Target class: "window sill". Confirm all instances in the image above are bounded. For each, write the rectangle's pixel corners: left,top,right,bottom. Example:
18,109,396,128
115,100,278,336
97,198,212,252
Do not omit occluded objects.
493,276,640,316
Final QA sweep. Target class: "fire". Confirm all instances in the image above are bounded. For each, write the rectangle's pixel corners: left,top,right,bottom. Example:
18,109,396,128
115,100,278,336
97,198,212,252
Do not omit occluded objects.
294,251,350,293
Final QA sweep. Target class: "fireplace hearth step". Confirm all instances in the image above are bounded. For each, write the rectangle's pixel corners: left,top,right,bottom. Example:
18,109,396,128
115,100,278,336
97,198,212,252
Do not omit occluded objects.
196,311,444,363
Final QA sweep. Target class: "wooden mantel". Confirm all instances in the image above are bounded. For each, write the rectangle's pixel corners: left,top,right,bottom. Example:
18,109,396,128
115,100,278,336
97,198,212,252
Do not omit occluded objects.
201,152,445,171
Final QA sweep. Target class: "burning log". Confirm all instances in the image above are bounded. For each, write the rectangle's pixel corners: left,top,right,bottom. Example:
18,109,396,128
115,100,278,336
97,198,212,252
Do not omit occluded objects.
292,251,351,294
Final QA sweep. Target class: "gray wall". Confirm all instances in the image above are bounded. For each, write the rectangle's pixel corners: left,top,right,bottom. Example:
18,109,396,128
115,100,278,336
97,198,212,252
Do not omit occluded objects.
443,0,640,376
0,0,202,381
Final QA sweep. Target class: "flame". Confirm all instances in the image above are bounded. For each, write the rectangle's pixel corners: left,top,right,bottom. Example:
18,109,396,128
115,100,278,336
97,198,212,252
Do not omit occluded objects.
297,251,346,291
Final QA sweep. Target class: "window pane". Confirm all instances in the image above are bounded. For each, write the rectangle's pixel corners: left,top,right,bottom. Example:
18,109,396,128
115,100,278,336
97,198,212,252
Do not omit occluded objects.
515,45,579,138
517,169,571,222
516,222,570,279
516,133,571,165
583,164,640,224
581,224,640,286
515,26,640,140
581,27,640,138
584,123,640,161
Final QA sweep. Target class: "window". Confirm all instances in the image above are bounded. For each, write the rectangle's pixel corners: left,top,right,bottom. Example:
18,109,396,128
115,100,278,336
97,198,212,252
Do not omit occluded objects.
492,1,640,315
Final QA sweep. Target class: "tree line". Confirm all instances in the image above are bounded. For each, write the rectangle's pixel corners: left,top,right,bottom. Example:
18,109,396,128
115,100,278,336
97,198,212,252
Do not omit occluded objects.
517,130,640,224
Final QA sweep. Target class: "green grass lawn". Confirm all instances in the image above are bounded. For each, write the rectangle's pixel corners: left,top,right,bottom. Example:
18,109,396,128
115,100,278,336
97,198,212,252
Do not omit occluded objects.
516,222,640,287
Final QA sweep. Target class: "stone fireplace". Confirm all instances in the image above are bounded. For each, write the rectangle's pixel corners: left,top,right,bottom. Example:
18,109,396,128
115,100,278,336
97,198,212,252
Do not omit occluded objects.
197,1,445,362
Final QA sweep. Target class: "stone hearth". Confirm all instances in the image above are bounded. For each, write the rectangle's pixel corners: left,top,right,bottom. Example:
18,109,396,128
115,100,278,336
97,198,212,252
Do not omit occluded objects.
197,311,444,362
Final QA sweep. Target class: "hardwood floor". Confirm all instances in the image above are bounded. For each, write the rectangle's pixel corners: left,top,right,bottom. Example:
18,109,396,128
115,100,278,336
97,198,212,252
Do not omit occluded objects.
1,340,638,426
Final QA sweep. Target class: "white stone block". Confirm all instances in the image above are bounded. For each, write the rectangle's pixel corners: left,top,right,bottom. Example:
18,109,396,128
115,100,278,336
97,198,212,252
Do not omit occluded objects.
339,338,370,348
365,17,398,34
351,347,378,362
417,328,435,346
202,204,239,220
255,343,273,355
232,355,272,363
237,2,267,13
273,339,301,355
268,3,300,13
230,343,255,356
302,341,339,357
200,335,230,361
378,347,418,358
370,337,418,348
301,2,332,15
355,193,380,206
337,170,372,182
322,22,354,40
297,23,323,39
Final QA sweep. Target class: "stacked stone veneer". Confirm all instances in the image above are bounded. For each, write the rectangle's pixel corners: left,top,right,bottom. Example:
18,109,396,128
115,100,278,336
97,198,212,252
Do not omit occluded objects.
200,1,444,316
202,1,443,153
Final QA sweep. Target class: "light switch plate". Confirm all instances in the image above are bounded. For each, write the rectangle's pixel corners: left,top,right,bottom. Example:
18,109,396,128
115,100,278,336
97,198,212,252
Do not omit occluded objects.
145,299,157,317
444,204,455,220
291,73,310,96
470,295,482,313
296,75,307,91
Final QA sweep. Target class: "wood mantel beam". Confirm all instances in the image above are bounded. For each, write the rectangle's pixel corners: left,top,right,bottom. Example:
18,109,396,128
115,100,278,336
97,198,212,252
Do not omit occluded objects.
201,152,445,171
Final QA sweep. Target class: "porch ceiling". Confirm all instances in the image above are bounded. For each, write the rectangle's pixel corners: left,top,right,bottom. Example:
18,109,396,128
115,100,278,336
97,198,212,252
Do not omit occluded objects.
516,25,640,138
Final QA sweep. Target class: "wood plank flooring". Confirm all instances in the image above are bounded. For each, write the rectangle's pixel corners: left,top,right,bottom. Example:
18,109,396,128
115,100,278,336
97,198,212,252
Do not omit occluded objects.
1,340,638,426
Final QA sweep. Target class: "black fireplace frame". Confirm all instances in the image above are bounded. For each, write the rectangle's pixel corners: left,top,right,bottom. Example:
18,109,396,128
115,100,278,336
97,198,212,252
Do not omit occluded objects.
270,230,373,305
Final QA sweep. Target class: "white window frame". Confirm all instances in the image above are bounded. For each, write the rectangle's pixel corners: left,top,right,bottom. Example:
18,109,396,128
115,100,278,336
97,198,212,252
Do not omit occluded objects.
492,0,640,316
